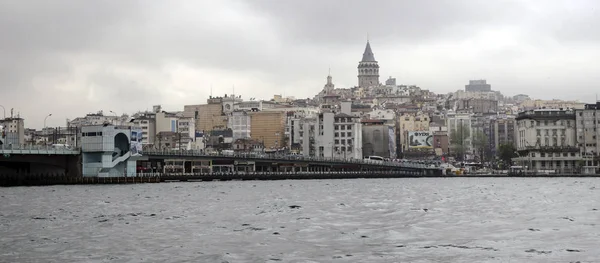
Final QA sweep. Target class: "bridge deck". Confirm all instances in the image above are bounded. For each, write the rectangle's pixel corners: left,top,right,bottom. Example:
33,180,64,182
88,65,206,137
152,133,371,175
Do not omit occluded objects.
143,150,437,170
0,146,80,155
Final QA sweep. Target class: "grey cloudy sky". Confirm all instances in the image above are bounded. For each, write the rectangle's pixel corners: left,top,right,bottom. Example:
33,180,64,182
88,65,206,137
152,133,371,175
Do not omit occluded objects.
1,0,600,128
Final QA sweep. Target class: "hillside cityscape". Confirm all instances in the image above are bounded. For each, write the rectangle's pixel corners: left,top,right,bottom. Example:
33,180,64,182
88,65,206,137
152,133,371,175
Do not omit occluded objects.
1,41,598,173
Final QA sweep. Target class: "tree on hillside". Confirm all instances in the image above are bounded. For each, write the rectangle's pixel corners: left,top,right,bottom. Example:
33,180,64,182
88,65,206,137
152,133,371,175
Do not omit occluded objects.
472,131,489,162
498,143,518,169
450,123,470,161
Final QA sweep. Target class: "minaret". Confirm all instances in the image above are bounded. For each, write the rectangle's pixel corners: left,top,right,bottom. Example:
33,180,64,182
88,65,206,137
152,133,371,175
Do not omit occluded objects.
323,70,335,93
357,41,380,88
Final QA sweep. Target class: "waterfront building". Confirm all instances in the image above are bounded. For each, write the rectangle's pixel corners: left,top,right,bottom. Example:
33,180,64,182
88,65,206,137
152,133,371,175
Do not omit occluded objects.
519,99,586,111
398,112,431,152
228,110,252,140
0,117,25,146
80,125,142,177
67,111,131,147
361,119,395,158
249,111,286,150
130,105,195,149
183,96,229,133
487,115,517,157
234,99,278,111
446,111,474,160
514,108,579,172
575,102,600,173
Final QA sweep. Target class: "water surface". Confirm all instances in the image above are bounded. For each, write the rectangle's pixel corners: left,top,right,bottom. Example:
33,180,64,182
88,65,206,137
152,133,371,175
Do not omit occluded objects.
1,178,599,262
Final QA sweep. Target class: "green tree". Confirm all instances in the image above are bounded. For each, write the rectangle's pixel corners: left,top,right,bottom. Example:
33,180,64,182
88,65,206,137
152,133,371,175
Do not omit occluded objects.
472,131,489,162
450,123,470,161
498,143,518,169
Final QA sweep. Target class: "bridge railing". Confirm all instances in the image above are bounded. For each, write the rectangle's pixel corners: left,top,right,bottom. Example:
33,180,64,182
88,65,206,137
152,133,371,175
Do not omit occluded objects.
0,144,80,155
142,149,438,169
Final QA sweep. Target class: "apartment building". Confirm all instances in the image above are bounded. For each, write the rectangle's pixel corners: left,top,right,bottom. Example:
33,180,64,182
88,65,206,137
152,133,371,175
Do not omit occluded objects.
576,102,600,173
514,108,579,172
249,111,286,150
0,117,25,146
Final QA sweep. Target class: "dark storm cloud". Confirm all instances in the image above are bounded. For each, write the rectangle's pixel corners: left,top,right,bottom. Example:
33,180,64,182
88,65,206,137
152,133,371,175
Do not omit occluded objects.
1,0,600,128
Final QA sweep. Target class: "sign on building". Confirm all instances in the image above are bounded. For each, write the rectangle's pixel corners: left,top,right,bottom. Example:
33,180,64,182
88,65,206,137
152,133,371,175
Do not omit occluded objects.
407,131,433,149
130,128,143,156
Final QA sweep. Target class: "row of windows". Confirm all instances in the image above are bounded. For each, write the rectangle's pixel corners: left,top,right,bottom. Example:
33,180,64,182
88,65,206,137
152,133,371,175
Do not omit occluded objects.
334,125,353,130
536,129,566,136
334,139,353,145
519,120,572,127
81,132,103,137
335,132,352,137
531,152,576,157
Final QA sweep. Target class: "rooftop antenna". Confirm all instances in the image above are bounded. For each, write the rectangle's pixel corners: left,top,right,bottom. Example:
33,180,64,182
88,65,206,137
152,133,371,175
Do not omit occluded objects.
367,32,369,42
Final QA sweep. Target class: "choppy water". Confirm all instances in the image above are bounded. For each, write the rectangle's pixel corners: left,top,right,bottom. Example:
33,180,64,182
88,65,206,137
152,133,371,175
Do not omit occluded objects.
1,178,599,262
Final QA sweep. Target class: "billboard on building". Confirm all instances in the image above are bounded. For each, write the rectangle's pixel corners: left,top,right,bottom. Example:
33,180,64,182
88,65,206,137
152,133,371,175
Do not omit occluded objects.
407,131,433,149
130,128,143,156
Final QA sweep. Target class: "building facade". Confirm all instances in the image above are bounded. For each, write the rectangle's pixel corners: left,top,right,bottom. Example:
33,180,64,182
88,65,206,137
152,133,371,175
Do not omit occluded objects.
0,117,25,146
576,103,600,173
465,80,491,92
80,125,142,177
361,120,395,158
514,109,579,172
249,111,286,150
228,111,252,140
488,115,516,157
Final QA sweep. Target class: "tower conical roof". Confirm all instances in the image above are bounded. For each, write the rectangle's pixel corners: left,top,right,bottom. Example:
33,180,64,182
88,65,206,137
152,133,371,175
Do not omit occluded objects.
361,41,376,62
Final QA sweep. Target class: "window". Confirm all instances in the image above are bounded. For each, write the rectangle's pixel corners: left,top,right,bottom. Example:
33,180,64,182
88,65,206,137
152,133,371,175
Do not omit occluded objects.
347,132,352,137
347,125,352,130
341,132,345,137
334,139,339,144
334,132,339,137
537,129,541,136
